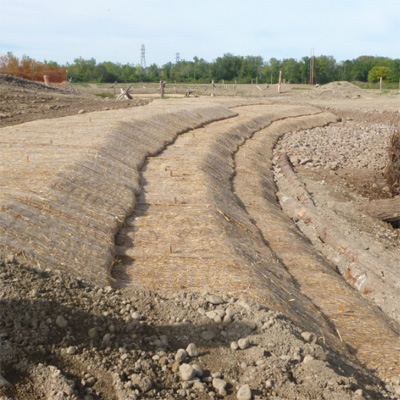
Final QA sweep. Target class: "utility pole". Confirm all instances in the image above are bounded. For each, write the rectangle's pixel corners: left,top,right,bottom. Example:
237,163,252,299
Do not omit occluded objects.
309,49,315,85
141,44,146,69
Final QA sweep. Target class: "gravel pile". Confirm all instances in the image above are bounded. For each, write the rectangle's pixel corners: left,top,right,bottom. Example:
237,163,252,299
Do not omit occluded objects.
0,258,395,399
310,82,367,99
278,120,397,171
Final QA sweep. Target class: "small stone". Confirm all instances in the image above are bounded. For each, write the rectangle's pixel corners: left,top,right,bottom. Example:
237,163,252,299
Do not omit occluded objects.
206,311,217,319
102,333,111,344
177,389,187,397
78,109,86,114
192,364,203,377
171,362,180,373
213,315,222,324
88,327,99,339
186,343,199,357
206,295,225,305
104,286,113,294
238,338,250,350
130,374,153,393
5,254,15,264
225,307,237,318
303,355,314,364
212,378,227,396
230,341,239,350
354,389,363,397
201,330,215,340
179,363,195,381
131,311,142,320
197,307,206,315
243,320,257,330
193,381,206,391
301,331,314,342
237,384,252,400
66,346,77,355
265,379,273,389
55,315,68,329
85,376,96,387
175,349,188,363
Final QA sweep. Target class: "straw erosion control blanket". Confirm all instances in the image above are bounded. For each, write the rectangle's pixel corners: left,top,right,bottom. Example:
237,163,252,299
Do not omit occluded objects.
2,98,400,381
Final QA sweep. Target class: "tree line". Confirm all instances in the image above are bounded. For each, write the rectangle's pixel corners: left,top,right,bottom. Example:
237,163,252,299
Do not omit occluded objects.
1,52,399,85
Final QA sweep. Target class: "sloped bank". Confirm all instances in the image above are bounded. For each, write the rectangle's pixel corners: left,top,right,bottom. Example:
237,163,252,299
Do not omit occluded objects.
0,101,236,284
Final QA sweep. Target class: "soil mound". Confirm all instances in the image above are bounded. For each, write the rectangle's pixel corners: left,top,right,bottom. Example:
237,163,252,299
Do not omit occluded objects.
0,74,69,93
311,81,367,99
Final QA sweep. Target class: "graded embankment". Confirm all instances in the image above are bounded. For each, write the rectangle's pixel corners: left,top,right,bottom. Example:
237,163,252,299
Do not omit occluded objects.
2,99,400,378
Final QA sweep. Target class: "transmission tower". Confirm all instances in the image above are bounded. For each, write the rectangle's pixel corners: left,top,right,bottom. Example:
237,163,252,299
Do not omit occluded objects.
175,52,180,64
141,44,146,68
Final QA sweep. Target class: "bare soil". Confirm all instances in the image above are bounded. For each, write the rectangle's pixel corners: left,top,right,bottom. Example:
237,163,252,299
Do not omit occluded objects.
1,76,400,400
0,75,151,128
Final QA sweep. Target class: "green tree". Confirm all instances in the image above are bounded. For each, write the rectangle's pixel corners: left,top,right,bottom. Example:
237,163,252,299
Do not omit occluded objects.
239,56,263,83
368,65,390,82
314,55,337,84
263,58,281,84
212,54,243,81
281,58,301,83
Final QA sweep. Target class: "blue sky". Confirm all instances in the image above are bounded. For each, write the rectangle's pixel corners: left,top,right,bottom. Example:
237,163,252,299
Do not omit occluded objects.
1,0,399,65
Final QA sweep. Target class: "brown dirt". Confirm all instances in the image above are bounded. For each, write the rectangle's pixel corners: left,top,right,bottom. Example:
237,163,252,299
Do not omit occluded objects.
0,75,151,128
1,76,400,399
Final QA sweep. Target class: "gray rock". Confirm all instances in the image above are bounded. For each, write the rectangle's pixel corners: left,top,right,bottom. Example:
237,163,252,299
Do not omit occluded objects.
193,380,206,392
66,346,77,355
206,310,217,319
201,330,215,340
213,315,222,324
237,384,252,400
130,374,153,393
102,333,111,344
175,349,188,363
131,311,142,320
55,315,68,329
179,363,195,381
230,341,239,350
238,337,250,350
192,364,203,377
225,307,238,318
303,355,314,364
212,378,227,396
186,343,199,357
88,327,99,339
301,331,314,342
206,295,225,305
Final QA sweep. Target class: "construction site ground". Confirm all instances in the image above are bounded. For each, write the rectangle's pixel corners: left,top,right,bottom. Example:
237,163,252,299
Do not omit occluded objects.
1,76,400,400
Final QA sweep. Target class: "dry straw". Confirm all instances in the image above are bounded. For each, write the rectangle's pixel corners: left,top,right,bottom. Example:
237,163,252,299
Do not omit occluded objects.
0,102,235,284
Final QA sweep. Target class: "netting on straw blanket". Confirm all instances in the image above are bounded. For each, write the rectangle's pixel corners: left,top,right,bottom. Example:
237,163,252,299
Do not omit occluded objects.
0,104,236,284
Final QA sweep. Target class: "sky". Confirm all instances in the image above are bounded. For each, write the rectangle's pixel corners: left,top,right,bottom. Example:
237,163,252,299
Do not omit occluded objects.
1,0,399,66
